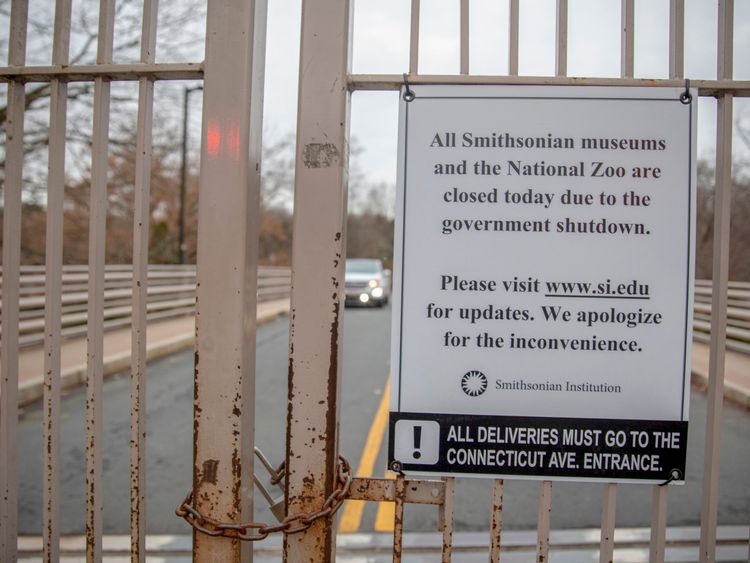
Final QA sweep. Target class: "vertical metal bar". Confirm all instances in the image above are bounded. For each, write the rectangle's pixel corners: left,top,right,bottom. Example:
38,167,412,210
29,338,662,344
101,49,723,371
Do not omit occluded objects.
283,0,351,559
555,0,567,77
649,485,668,561
179,89,188,264
0,1,28,560
620,0,634,78
441,477,455,563
43,1,72,561
669,0,685,79
392,475,405,563
599,483,617,563
536,481,552,563
647,4,684,554
489,479,504,563
700,2,733,561
409,0,420,74
193,0,266,561
508,0,519,76
460,0,469,75
130,0,158,560
85,1,115,559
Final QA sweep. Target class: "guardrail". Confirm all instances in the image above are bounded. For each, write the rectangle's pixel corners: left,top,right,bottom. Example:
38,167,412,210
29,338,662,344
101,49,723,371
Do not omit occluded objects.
1,272,748,353
693,280,750,355
0,265,290,348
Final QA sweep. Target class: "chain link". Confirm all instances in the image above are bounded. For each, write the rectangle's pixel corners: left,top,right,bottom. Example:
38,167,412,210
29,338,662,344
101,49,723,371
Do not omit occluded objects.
176,455,351,541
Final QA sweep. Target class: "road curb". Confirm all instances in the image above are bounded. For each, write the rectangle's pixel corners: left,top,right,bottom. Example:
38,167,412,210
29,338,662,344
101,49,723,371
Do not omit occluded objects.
18,308,288,408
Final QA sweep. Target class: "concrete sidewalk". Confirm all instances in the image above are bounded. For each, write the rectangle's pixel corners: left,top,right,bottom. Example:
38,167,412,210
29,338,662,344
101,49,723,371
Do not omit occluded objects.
692,341,750,409
17,299,289,406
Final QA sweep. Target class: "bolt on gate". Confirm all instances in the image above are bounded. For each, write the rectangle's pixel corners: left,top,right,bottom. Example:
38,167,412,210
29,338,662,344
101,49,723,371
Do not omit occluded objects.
1,0,749,562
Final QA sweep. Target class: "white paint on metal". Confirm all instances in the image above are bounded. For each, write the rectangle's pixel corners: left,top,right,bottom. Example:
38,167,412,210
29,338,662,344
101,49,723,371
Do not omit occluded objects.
0,62,203,82
0,0,29,560
536,481,552,562
669,0,685,79
508,0,519,76
192,0,266,561
441,477,455,562
348,74,750,96
130,0,159,560
555,0,568,77
700,2,734,560
409,0,420,74
460,0,469,75
283,0,351,559
489,479,504,562
620,0,634,78
42,1,72,560
599,483,617,563
650,485,668,561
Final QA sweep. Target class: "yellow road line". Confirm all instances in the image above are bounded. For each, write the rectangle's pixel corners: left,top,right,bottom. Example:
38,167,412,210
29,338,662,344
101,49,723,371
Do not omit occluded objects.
338,377,391,533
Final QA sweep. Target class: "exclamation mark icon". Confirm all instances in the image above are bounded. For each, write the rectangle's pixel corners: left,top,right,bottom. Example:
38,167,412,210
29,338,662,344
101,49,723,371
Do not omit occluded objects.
413,426,422,459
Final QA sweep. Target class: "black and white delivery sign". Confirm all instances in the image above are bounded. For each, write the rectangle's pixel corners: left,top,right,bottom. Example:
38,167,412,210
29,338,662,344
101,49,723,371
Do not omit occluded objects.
387,85,696,483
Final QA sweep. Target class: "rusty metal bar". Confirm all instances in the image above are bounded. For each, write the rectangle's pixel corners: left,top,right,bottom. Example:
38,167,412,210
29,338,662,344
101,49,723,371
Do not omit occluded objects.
536,481,552,562
649,485,668,561
0,1,28,560
555,0,568,77
669,0,684,79
0,62,203,82
441,477,455,562
700,2,733,561
192,0,266,561
393,475,406,563
621,0,634,78
460,0,469,75
489,479,504,563
85,1,115,560
599,483,617,563
348,477,445,504
508,0,519,75
283,0,351,559
348,74,750,96
409,0,420,74
129,0,159,560
42,1,72,561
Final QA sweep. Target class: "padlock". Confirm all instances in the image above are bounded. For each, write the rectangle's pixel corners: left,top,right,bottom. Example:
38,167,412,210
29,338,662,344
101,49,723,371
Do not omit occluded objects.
254,447,286,522
254,475,286,521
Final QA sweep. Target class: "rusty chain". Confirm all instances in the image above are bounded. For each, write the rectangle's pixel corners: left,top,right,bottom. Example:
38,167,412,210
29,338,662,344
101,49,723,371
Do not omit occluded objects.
175,455,351,541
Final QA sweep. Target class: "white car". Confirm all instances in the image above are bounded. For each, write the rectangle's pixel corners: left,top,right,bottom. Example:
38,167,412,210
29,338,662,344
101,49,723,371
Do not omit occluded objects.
344,258,390,307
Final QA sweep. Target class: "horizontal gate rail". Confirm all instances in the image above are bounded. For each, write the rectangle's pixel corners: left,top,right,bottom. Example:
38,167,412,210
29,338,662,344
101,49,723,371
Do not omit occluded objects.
348,74,750,97
0,63,203,82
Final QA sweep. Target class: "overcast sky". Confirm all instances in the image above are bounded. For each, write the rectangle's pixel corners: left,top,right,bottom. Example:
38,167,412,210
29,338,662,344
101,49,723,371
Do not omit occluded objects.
263,0,750,191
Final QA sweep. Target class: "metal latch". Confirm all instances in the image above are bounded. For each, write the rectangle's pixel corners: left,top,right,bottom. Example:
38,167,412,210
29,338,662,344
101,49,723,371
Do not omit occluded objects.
254,447,286,522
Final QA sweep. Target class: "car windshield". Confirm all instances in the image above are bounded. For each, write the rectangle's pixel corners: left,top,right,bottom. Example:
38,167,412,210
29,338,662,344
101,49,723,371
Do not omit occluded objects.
346,259,381,274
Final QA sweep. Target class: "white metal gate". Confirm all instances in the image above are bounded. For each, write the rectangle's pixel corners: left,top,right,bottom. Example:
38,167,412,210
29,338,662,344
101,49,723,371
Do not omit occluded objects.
1,0,748,561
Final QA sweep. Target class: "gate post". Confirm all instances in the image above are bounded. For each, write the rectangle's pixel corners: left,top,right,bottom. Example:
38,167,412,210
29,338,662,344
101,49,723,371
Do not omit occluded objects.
192,0,266,561
284,0,352,560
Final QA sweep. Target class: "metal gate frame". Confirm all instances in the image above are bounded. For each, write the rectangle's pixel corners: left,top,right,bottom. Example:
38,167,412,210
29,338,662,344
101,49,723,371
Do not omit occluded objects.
0,0,748,562
285,1,748,562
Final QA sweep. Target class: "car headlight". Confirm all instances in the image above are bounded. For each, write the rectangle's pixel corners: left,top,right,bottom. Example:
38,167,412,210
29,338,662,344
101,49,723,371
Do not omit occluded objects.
371,287,384,298
359,293,370,303
368,279,379,288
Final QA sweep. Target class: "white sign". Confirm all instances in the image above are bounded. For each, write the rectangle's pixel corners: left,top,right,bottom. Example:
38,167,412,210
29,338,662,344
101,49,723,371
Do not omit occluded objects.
388,85,695,483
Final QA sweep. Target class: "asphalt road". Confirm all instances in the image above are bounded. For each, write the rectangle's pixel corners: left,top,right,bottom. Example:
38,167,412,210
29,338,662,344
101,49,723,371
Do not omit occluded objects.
17,305,750,534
